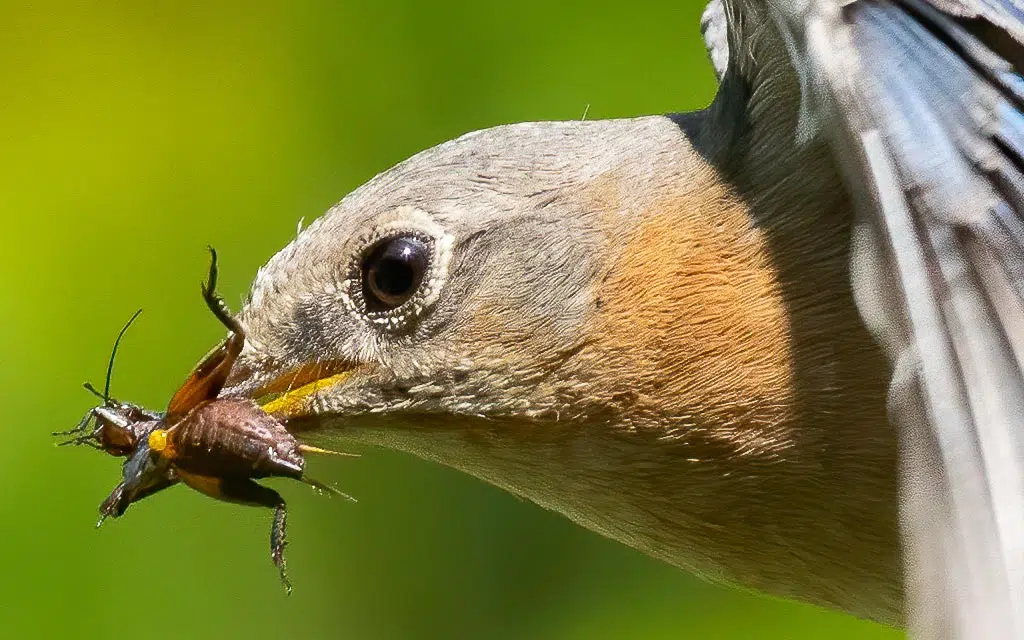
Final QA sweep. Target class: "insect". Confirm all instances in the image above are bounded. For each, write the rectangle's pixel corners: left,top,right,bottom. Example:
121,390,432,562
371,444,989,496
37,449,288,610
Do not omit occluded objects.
56,248,352,592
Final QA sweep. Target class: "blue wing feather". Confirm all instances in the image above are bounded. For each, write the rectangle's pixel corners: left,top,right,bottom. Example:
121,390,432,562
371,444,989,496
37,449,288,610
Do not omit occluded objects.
727,0,1024,635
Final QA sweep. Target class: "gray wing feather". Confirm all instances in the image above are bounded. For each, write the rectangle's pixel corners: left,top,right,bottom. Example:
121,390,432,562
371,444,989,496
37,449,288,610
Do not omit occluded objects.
702,0,731,80
746,0,1024,636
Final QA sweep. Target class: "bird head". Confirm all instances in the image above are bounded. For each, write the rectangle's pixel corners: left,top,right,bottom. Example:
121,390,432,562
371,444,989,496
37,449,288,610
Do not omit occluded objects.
227,116,791,483
222,114,899,621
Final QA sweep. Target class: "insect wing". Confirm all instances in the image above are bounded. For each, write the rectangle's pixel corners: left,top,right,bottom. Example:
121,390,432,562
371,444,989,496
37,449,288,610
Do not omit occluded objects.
165,332,243,421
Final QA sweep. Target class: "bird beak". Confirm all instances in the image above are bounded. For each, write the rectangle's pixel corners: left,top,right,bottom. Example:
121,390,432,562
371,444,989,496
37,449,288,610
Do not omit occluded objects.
224,359,357,422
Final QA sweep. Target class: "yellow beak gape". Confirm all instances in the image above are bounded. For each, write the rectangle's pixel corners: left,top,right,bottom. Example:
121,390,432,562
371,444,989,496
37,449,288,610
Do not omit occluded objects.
259,372,353,418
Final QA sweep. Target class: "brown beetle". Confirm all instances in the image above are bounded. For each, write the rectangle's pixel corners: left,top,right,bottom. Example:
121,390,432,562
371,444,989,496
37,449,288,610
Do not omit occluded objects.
57,249,352,592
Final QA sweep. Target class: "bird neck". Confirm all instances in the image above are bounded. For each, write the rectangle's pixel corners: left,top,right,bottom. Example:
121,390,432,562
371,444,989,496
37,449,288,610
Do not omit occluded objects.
315,114,901,623
564,159,900,622
326,165,901,623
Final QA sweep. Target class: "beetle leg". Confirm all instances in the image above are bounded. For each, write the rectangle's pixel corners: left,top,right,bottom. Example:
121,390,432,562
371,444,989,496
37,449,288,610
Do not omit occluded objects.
97,455,179,524
59,437,103,450
53,412,94,438
271,503,289,594
211,477,292,595
201,247,245,337
97,483,126,528
55,414,104,449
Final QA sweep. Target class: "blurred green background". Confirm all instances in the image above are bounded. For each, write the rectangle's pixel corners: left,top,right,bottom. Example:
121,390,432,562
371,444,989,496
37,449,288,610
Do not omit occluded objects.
0,1,902,638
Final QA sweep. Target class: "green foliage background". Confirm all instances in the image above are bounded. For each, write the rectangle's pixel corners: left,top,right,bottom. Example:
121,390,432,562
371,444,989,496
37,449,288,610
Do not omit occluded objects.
1,1,902,638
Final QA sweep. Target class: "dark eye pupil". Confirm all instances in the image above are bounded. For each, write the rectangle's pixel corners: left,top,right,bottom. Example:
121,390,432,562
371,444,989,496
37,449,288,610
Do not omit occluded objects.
362,236,429,312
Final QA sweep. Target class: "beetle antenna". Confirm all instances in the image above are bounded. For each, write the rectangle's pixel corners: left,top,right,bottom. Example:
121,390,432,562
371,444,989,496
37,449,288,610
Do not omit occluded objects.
94,309,143,406
82,382,106,401
202,246,245,337
301,476,357,502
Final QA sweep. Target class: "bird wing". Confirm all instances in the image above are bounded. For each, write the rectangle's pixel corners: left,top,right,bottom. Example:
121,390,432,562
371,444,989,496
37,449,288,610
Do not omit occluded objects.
715,0,1024,635
702,0,730,81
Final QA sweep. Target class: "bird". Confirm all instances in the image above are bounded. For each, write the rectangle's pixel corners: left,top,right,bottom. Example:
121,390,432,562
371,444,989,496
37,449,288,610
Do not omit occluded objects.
216,1,1024,636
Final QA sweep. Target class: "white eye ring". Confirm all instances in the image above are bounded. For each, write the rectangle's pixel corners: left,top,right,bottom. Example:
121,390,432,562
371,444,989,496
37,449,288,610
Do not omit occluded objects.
342,207,453,331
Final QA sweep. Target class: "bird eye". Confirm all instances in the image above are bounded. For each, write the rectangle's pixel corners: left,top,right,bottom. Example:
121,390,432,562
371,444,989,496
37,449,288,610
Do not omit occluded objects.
361,236,430,312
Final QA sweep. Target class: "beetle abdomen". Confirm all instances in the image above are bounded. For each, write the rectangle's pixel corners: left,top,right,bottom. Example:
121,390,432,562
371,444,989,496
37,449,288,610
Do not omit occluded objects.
169,397,304,480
